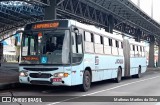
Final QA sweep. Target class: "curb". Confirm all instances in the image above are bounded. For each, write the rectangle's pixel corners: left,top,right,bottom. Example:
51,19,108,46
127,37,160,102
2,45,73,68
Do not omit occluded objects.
147,68,160,71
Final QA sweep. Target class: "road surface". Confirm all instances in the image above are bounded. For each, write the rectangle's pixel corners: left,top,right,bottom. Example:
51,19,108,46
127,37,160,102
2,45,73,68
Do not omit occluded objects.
0,69,160,105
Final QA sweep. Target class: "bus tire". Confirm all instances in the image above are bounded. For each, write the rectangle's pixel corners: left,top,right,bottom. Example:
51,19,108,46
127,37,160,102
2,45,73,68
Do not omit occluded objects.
115,68,122,83
79,70,91,92
135,67,141,78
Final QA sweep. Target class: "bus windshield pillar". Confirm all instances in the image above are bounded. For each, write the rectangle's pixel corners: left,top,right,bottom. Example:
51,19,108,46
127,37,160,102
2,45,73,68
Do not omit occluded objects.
148,36,155,67
44,0,57,20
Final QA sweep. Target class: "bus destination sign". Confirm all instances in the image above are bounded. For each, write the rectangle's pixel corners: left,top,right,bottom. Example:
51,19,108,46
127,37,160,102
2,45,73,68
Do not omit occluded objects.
33,22,59,29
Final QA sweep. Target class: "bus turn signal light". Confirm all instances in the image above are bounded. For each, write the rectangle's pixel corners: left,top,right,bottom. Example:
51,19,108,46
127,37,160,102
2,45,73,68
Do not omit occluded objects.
64,73,69,77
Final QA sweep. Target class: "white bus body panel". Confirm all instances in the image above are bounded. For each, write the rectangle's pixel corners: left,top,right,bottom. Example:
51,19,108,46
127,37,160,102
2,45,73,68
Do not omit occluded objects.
19,19,147,86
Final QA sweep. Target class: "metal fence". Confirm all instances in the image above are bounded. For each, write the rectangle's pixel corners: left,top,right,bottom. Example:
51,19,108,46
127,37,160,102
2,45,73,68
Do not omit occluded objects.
2,54,18,62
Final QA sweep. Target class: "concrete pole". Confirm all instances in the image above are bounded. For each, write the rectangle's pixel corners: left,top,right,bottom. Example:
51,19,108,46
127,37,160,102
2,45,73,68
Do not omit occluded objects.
148,38,155,67
105,15,114,33
44,0,57,20
157,43,160,67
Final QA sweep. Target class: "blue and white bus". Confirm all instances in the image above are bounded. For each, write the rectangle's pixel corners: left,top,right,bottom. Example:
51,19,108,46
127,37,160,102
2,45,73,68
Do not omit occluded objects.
19,19,147,91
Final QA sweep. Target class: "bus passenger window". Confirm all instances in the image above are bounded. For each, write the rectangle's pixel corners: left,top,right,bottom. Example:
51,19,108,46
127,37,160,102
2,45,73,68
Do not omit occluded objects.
85,31,93,42
140,46,142,52
133,45,135,51
95,35,101,44
109,38,112,46
116,40,119,48
121,42,123,48
91,33,94,42
104,37,109,46
100,36,103,44
72,32,83,63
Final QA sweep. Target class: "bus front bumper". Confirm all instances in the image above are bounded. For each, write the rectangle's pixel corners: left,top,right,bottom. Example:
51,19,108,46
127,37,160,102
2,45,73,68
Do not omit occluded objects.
19,76,72,86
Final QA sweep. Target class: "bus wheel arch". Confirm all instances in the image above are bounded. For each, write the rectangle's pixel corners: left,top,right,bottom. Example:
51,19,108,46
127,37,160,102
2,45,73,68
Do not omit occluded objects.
132,65,141,78
137,65,142,78
79,67,92,92
85,67,92,82
115,66,122,83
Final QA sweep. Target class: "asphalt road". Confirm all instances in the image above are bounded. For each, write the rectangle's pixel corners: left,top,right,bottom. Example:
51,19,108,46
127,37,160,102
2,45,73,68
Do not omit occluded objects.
0,69,160,105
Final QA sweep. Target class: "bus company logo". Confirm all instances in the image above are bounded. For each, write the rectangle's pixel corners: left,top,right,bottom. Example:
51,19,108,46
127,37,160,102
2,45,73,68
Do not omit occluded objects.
95,56,99,65
115,59,123,64
38,71,42,76
2,97,11,102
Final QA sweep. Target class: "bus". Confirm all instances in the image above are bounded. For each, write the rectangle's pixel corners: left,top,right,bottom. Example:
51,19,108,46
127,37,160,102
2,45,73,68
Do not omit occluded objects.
19,19,147,91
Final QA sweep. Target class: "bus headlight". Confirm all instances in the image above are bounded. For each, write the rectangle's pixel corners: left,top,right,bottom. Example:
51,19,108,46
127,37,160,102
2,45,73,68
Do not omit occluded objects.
54,73,69,78
19,71,28,77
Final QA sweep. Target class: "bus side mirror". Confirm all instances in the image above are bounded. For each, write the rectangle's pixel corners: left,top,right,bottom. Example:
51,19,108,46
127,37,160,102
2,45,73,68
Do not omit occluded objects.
16,30,24,34
77,34,82,44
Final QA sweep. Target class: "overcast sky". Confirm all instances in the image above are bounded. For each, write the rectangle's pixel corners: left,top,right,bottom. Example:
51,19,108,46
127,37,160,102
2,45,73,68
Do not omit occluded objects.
131,0,160,23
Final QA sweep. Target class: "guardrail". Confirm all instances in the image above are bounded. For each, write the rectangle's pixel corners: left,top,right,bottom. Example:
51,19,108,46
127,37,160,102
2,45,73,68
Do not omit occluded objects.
2,55,18,63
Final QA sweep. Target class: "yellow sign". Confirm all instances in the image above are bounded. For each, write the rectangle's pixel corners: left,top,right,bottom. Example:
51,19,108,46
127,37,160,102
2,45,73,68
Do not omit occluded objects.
22,56,39,61
33,22,59,29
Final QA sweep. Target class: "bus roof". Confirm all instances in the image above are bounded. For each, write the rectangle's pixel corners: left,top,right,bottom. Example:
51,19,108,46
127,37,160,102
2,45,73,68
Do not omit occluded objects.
25,19,145,46
69,20,145,46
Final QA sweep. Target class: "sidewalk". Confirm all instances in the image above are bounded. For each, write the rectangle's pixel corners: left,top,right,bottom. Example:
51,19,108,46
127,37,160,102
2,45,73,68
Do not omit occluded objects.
147,67,160,71
0,62,19,89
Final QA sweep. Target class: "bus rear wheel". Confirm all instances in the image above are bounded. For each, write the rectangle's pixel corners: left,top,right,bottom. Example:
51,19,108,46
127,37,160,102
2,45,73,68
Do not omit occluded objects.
115,68,122,83
79,70,91,92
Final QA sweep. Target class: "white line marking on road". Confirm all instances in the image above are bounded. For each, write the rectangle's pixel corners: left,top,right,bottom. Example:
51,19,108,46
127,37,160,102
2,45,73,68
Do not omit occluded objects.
46,76,159,105
155,102,160,105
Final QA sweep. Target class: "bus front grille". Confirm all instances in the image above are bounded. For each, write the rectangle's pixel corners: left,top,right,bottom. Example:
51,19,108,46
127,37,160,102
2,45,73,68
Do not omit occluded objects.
30,80,52,85
24,68,58,71
29,73,52,78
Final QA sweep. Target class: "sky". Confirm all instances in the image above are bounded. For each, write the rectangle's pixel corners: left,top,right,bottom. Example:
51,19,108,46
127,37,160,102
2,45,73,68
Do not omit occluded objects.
131,0,160,23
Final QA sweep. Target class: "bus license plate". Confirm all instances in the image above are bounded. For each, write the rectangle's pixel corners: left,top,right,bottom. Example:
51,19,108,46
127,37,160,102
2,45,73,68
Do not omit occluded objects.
53,78,62,82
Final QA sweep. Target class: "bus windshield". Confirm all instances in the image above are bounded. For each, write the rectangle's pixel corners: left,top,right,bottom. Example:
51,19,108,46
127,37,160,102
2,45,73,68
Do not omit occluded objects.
21,29,70,64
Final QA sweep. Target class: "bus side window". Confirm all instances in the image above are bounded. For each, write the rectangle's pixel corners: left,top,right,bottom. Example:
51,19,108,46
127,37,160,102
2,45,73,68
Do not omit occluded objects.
133,45,135,51
140,46,142,57
94,34,104,54
121,42,123,48
104,37,111,55
135,45,139,57
72,31,83,63
112,39,118,55
115,40,119,48
84,31,94,53
72,32,82,54
119,41,123,56
109,38,112,46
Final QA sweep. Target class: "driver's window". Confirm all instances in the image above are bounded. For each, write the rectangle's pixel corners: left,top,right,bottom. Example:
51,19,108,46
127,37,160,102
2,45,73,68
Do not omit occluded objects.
72,30,83,64
72,32,82,54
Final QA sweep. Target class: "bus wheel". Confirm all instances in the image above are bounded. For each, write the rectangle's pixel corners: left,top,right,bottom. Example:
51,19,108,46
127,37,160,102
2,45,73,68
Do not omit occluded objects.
135,67,141,78
115,68,122,83
79,70,91,92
